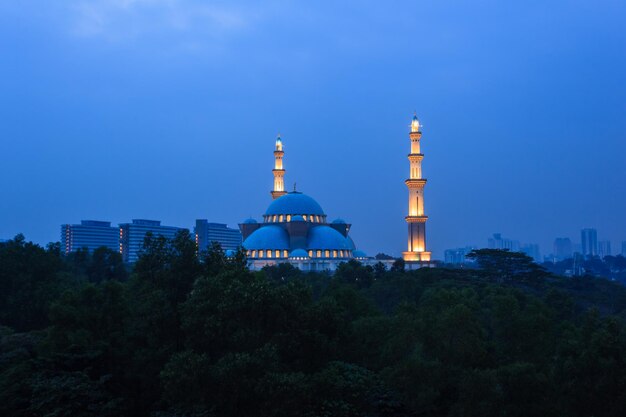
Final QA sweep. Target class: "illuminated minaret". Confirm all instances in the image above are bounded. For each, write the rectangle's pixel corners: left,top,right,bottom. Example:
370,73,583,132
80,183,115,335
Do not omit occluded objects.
402,114,432,262
271,135,287,199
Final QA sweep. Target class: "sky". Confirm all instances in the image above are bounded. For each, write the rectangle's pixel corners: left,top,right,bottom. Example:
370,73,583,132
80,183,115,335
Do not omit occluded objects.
0,0,625,259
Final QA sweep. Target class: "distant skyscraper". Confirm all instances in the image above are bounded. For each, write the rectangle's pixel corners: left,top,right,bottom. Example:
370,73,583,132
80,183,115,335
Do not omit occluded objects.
60,220,119,255
488,233,520,252
444,247,475,264
553,238,573,260
581,228,598,257
521,243,541,262
598,241,612,258
195,220,242,252
119,219,187,263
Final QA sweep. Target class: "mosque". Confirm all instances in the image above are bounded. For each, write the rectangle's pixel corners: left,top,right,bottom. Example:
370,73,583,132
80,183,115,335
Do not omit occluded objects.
239,115,431,271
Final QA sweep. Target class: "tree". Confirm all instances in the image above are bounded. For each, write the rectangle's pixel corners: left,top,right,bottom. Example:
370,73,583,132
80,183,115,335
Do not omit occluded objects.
466,249,549,283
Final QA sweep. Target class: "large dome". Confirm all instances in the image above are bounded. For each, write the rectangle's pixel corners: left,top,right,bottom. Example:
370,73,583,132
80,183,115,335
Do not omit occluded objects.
265,192,325,216
307,225,352,250
242,225,290,250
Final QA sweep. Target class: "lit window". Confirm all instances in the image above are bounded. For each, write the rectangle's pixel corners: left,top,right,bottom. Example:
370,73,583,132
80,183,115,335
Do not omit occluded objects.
272,215,277,222
317,250,322,258
279,215,284,222
303,215,308,221
308,250,313,258
283,250,288,258
333,250,337,258
275,250,280,258
325,250,330,258
267,250,272,258
287,215,291,222
252,250,257,258
259,250,264,258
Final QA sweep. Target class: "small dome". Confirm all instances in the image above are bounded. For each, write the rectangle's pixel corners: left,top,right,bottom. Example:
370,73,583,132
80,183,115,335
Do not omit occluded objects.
353,250,367,259
265,192,325,216
225,249,236,257
307,226,352,250
332,218,347,224
242,225,290,250
289,249,309,259
243,218,258,224
291,215,305,222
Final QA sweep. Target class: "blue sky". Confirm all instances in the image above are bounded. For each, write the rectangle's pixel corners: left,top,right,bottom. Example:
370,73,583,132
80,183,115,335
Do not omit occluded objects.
0,0,625,258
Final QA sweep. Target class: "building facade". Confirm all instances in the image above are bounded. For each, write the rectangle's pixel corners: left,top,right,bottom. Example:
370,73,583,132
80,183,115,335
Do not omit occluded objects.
444,247,475,265
488,233,521,252
598,240,612,259
195,220,242,252
60,220,119,255
553,238,573,261
581,228,598,258
402,115,431,265
119,219,187,263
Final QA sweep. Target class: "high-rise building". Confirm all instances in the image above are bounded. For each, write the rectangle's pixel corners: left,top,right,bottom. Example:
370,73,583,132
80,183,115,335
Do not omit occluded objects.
598,240,612,258
402,114,431,264
521,243,541,262
119,219,187,263
488,233,520,252
553,238,573,260
581,228,598,257
195,220,242,252
60,220,119,255
444,247,475,264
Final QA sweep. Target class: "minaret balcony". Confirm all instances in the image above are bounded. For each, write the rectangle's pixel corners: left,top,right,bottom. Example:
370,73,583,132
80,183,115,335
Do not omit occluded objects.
405,179,427,188
405,215,428,223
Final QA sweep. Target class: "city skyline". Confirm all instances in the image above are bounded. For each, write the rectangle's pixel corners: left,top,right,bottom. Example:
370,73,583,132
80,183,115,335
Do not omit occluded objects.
1,1,625,258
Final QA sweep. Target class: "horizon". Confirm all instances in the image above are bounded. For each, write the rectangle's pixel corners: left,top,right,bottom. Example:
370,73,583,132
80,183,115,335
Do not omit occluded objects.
1,1,625,259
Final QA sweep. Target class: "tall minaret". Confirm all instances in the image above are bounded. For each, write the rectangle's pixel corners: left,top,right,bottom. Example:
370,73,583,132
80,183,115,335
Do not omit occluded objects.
271,135,287,199
402,114,432,262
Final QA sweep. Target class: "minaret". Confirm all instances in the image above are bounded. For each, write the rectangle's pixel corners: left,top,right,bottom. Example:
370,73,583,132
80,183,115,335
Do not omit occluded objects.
402,114,432,262
271,135,287,199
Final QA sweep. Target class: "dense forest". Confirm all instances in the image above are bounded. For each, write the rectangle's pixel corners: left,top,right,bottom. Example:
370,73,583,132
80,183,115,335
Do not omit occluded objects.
2,232,626,417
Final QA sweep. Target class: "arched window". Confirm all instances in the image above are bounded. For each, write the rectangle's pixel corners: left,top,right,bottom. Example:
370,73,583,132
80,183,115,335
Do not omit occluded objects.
287,215,291,222
267,250,272,258
332,250,337,258
303,215,308,221
316,250,322,258
283,250,288,258
275,250,280,258
259,250,264,258
279,215,284,222
324,250,330,258
308,250,314,258
252,250,257,258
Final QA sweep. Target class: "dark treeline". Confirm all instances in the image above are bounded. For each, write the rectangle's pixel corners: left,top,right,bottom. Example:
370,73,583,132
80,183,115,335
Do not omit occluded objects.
2,235,626,416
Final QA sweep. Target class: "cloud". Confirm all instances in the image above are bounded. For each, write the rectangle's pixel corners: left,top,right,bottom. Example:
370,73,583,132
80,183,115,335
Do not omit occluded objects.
68,0,254,41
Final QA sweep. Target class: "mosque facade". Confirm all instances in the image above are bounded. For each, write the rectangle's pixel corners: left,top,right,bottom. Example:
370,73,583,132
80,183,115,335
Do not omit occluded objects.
239,136,368,271
240,115,431,271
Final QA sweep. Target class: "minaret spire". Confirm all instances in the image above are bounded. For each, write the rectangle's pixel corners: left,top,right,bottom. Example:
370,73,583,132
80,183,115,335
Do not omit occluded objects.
402,114,432,263
271,134,287,199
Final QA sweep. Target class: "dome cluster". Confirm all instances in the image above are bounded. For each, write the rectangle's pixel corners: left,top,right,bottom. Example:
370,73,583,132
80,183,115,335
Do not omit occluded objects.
240,192,364,261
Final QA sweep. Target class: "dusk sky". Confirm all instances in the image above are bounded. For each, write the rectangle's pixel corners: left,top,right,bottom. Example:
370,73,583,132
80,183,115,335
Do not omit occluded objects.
1,0,625,259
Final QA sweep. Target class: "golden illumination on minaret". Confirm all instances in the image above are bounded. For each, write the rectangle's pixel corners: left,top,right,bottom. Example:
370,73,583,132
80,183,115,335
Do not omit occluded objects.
403,114,431,262
271,135,287,200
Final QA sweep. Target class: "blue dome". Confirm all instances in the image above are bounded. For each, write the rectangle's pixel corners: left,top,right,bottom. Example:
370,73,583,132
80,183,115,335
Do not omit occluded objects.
307,226,351,250
243,218,258,224
265,192,325,216
332,218,346,224
242,225,290,250
225,249,236,257
353,250,367,259
289,249,309,259
291,215,305,222
346,236,356,251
